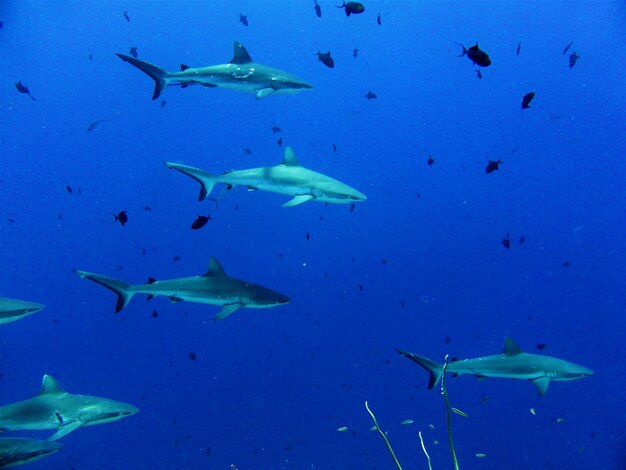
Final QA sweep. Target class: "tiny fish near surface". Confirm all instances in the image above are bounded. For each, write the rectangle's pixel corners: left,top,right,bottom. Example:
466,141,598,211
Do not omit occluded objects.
521,92,535,109
113,211,128,226
316,51,334,68
364,91,377,100
485,159,502,174
569,51,580,68
337,2,365,16
239,14,248,26
314,1,322,18
457,43,491,67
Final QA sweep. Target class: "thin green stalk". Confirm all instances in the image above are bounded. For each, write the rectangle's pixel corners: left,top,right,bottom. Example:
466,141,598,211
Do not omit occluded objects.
418,430,433,470
365,401,403,470
441,355,460,470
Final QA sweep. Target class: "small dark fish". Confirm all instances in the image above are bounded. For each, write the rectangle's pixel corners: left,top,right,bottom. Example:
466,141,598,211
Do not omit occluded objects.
141,247,146,255
151,310,159,319
364,90,377,100
377,13,381,25
277,137,283,146
123,11,130,22
173,255,181,262
88,53,93,61
66,185,73,194
535,343,548,351
427,155,435,167
86,119,105,132
239,14,248,26
381,258,388,264
476,69,483,79
400,300,406,308
306,232,311,241
349,203,355,213
188,352,197,361
353,48,359,58
160,100,167,107
271,126,282,134
445,336,452,344
7,218,15,224
456,43,491,67
0,21,3,29
516,43,521,56
485,159,502,174
191,215,211,230
113,210,128,227
15,81,36,101
518,235,526,245
569,51,580,68
521,92,535,109
332,143,337,152
501,233,511,249
144,206,152,211
358,283,363,291
316,50,334,68
337,1,365,16
314,0,322,18
129,46,138,58
562,41,573,55
243,148,252,155
561,261,571,268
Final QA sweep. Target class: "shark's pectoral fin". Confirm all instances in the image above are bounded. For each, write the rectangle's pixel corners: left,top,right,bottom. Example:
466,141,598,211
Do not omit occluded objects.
47,420,83,442
214,303,242,321
532,377,550,396
282,195,313,208
255,88,275,99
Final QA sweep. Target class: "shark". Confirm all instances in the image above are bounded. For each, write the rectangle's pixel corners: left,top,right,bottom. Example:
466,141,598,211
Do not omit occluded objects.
0,437,62,468
397,337,593,396
0,298,45,325
165,146,367,208
0,375,138,441
116,41,313,100
76,257,290,320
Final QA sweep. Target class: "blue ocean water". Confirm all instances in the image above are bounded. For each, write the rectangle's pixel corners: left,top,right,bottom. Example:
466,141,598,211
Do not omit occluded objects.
1,1,625,468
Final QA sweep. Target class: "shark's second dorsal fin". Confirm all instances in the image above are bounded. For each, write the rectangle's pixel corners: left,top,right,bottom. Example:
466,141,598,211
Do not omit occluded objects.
503,337,523,355
282,147,301,166
205,257,226,276
40,375,65,395
230,42,253,64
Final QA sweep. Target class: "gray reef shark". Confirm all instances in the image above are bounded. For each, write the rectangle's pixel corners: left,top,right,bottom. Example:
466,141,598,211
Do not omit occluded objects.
76,257,290,320
0,437,62,468
165,146,367,208
0,375,138,441
116,41,313,100
397,337,593,396
0,298,44,325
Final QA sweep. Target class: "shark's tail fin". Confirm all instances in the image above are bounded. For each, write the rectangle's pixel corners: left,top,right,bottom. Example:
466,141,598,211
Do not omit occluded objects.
164,162,216,200
116,53,170,100
396,349,443,389
75,271,134,313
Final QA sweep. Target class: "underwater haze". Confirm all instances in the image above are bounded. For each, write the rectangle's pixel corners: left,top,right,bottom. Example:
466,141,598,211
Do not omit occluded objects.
1,1,625,469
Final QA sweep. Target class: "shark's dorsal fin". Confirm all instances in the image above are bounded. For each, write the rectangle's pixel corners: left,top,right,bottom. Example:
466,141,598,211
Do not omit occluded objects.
230,42,253,64
180,64,190,71
40,375,65,395
205,257,226,276
282,147,301,166
503,337,523,355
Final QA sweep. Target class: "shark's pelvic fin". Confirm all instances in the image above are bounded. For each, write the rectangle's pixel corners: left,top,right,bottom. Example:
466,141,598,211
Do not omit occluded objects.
230,41,253,64
39,375,65,395
282,195,313,208
164,162,216,200
115,53,170,100
396,349,443,389
282,147,301,166
205,258,226,276
214,303,242,321
75,271,134,313
503,337,523,355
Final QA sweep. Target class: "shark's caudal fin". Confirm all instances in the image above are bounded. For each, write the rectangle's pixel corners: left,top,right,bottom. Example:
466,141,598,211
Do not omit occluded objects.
75,271,134,313
396,349,443,389
116,53,170,100
164,162,216,201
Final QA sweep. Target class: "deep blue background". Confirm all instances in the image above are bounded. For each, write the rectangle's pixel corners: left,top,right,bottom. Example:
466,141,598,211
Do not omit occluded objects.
1,1,625,469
